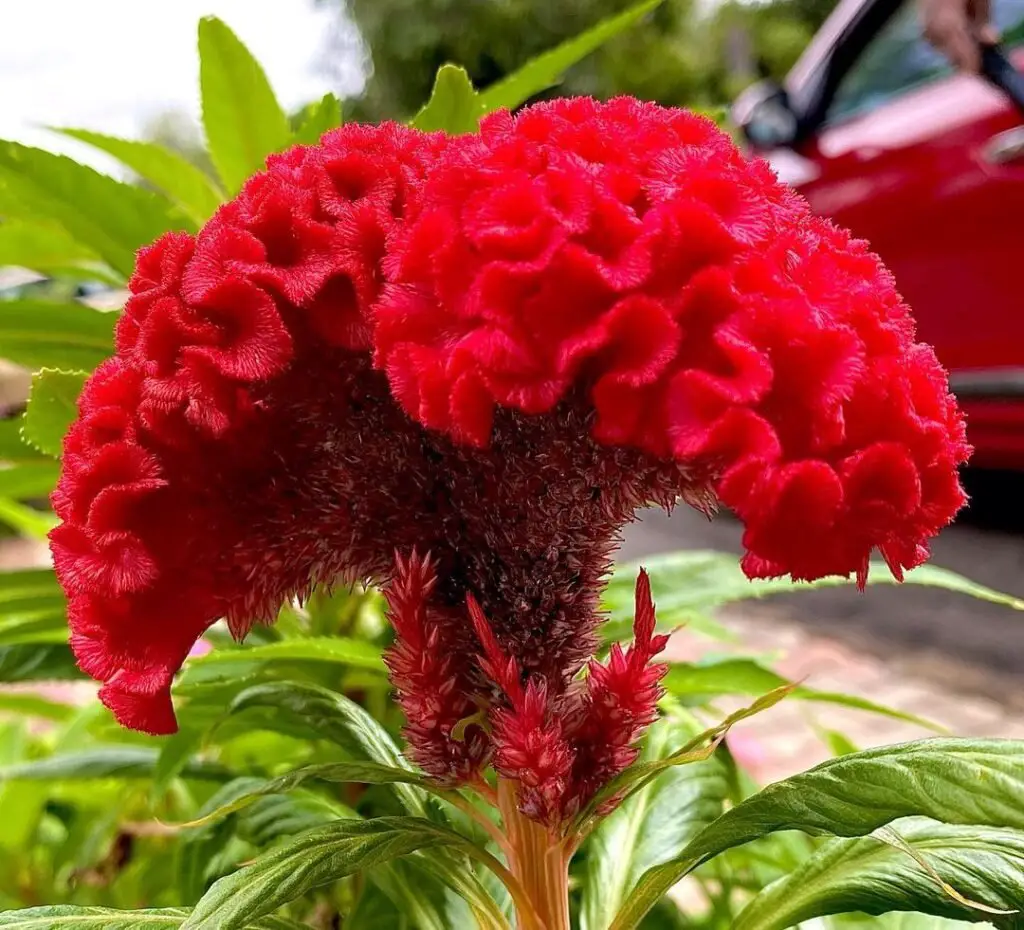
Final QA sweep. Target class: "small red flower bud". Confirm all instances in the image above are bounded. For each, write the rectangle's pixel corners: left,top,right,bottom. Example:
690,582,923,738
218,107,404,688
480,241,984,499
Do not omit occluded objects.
384,553,488,780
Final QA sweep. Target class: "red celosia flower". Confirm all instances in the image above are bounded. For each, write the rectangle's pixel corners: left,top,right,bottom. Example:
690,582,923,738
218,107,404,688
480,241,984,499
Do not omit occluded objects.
51,100,968,826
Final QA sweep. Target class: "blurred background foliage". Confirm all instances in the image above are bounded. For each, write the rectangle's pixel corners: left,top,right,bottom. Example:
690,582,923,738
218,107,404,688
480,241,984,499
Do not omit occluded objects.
142,0,837,159
327,0,833,119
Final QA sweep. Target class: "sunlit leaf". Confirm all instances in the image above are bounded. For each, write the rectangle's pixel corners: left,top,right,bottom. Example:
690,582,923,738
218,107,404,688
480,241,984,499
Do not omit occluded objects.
0,609,68,647
0,421,47,466
199,17,291,195
412,65,481,133
400,855,511,930
0,221,120,285
0,300,114,371
292,93,343,145
827,913,977,928
0,463,61,501
57,129,225,226
579,684,795,828
22,368,87,458
0,568,64,611
0,142,186,277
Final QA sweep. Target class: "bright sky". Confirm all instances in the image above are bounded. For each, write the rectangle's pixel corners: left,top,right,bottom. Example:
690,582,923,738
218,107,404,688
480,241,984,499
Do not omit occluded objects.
0,0,361,174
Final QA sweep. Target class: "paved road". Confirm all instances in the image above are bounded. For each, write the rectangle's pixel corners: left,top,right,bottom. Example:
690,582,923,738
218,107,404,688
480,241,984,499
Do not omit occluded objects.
620,469,1024,706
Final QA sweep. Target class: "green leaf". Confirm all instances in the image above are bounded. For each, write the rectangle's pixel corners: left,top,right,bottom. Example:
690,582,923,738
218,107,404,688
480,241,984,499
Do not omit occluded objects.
477,0,664,114
0,609,68,647
580,718,729,930
0,141,187,277
236,791,353,848
178,776,356,901
190,636,385,673
0,421,47,465
635,901,690,930
0,221,120,284
223,681,426,815
57,129,225,226
412,65,482,133
607,552,1024,633
0,300,115,370
198,17,291,195
176,777,265,903
735,818,1024,929
0,747,229,782
663,658,942,731
0,643,82,682
368,860,470,930
610,738,1024,929
403,855,511,930
0,907,307,929
22,368,87,458
0,497,56,539
0,567,62,596
828,914,978,929
180,817,507,930
0,568,65,623
181,760,431,828
150,727,206,802
347,885,407,930
0,692,72,721
822,729,861,758
0,462,61,500
578,684,796,828
292,93,343,146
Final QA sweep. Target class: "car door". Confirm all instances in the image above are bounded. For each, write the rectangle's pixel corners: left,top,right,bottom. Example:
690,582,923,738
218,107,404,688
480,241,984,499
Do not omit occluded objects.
792,0,1024,389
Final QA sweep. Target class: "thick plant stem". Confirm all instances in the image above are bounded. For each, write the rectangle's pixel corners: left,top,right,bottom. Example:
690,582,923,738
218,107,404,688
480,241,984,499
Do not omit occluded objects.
498,779,572,930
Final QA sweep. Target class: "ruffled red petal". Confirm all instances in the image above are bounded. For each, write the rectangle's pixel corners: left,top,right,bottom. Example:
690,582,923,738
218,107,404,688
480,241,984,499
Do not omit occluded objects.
378,97,969,584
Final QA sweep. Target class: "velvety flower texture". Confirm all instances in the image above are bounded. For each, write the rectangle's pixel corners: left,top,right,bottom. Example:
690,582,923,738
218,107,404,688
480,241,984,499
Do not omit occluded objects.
51,99,968,824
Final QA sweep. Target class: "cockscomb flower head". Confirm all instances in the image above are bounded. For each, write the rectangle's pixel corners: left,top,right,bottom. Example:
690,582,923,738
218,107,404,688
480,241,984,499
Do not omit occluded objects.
51,99,968,826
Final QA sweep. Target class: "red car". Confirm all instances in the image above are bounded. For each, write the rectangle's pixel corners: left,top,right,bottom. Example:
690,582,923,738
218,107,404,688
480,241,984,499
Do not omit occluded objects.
732,0,1024,467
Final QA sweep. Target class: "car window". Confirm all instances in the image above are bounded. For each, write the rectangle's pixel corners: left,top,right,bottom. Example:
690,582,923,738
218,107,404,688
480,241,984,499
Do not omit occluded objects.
827,0,1024,123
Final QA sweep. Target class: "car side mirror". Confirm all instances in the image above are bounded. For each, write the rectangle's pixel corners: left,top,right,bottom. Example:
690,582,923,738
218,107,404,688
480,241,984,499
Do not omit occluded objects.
731,80,799,150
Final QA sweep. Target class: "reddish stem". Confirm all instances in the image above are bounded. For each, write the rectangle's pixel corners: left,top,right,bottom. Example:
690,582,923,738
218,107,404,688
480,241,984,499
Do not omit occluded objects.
497,779,571,930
